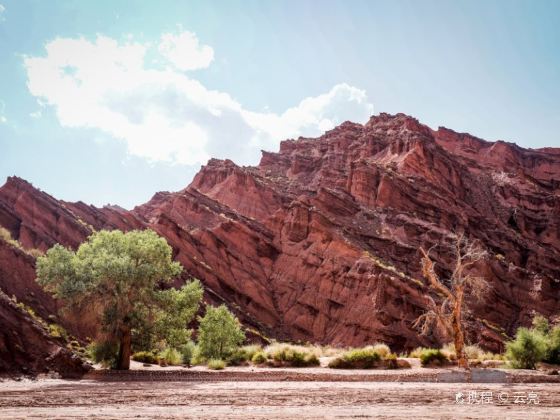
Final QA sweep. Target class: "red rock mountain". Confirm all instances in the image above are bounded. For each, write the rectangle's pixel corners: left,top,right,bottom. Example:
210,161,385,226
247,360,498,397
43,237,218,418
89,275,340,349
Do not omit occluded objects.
1,113,559,356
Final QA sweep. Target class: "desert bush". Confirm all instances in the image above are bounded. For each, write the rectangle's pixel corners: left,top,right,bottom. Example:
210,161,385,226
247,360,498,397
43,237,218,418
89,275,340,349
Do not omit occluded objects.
227,344,262,366
207,359,226,370
251,350,268,364
384,353,398,369
544,326,560,365
179,341,196,365
328,347,381,369
506,328,547,369
264,344,320,367
371,343,391,358
159,348,182,366
409,347,431,358
419,349,449,367
88,340,119,368
132,351,159,364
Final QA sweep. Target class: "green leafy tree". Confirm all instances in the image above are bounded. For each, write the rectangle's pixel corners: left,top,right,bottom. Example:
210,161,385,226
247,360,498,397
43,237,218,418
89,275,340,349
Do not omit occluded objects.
37,229,203,370
197,304,245,360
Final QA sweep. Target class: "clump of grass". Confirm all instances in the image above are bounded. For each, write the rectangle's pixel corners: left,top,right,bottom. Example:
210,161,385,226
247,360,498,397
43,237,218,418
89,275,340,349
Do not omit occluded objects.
251,350,268,364
227,344,262,366
418,349,449,367
371,343,391,359
264,344,320,367
158,348,182,366
48,323,68,340
409,347,430,358
328,346,381,369
132,351,159,364
208,359,226,370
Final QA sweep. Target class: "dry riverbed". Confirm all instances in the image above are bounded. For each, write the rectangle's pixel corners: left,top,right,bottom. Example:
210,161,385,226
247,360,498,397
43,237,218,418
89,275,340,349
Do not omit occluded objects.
1,378,560,419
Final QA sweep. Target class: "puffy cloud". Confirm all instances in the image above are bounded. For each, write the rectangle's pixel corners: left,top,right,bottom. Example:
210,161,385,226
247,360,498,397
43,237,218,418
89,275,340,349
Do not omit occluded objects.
24,33,373,166
158,31,214,71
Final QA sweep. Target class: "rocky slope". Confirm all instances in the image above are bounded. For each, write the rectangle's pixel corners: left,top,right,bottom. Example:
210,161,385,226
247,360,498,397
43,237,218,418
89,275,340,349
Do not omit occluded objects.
1,113,559,354
0,289,89,378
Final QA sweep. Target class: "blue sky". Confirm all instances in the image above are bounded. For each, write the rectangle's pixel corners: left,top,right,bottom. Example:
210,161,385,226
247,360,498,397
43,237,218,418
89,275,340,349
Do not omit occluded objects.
1,0,559,208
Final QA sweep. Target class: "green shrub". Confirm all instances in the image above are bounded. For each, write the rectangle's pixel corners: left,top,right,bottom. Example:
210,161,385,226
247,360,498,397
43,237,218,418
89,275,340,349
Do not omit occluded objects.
328,347,381,369
179,341,196,365
88,340,119,368
132,351,159,364
159,348,182,366
251,350,268,364
207,359,226,370
419,349,448,367
506,328,548,369
544,326,560,365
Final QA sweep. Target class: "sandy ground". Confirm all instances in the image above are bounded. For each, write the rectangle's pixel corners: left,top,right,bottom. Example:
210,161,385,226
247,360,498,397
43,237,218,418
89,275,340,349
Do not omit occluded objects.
1,379,559,419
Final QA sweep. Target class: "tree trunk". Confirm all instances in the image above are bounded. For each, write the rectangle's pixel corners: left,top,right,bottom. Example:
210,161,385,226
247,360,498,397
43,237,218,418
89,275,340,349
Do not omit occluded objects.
116,327,132,370
452,289,469,370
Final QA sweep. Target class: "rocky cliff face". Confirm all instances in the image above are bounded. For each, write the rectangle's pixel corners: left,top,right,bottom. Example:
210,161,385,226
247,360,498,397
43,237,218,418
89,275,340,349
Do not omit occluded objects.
1,113,559,354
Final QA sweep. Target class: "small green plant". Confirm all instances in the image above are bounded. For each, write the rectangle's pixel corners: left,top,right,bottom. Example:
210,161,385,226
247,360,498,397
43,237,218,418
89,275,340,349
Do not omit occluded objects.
159,348,182,366
419,349,449,367
207,359,226,370
251,350,268,364
48,323,68,340
132,351,159,364
506,328,547,369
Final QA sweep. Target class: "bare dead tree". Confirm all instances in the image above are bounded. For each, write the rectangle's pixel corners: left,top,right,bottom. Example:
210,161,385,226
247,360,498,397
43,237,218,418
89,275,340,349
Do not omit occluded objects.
413,232,489,369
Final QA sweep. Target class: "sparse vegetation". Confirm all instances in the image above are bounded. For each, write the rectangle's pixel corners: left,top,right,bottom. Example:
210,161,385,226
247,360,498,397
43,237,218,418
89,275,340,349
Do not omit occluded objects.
132,351,159,365
227,344,262,366
158,348,182,366
328,346,383,369
207,359,226,370
48,323,68,340
418,348,449,367
179,341,196,365
251,350,267,364
263,343,320,367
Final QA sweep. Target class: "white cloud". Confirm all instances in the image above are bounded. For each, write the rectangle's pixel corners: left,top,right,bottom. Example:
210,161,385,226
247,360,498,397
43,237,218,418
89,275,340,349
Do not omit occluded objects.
24,33,374,166
0,100,6,123
158,31,214,71
0,4,4,21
